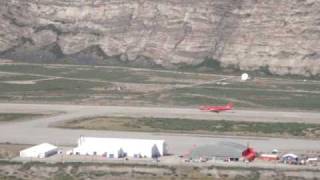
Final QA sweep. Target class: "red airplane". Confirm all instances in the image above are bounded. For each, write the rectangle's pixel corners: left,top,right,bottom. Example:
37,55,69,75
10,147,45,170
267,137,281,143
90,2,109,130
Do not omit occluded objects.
199,102,234,113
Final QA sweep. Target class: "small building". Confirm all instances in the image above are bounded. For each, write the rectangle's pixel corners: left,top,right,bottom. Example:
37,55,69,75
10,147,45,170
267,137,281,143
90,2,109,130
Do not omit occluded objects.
69,137,167,158
20,143,58,158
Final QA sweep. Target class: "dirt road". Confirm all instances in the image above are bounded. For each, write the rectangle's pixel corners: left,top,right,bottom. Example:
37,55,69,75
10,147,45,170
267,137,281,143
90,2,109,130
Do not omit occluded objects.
1,103,320,154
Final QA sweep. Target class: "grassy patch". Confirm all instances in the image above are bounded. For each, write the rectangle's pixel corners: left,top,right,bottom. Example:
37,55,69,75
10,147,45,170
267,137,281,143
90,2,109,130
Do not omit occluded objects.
0,64,211,84
162,84,320,110
0,113,42,122
53,173,75,180
0,159,319,179
63,67,148,83
57,117,320,138
0,75,42,81
1,63,320,110
0,78,113,102
0,64,71,76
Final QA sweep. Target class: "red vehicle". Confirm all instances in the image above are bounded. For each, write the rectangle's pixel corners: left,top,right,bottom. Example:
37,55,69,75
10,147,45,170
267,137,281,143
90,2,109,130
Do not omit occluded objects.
242,147,256,162
199,102,234,113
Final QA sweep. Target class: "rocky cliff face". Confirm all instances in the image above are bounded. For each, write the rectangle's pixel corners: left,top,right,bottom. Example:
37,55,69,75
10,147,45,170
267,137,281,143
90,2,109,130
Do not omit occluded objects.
0,0,320,76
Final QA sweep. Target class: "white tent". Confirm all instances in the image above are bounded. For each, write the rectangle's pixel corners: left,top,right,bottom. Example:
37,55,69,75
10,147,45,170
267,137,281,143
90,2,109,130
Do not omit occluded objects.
70,137,167,158
282,153,298,159
20,143,58,158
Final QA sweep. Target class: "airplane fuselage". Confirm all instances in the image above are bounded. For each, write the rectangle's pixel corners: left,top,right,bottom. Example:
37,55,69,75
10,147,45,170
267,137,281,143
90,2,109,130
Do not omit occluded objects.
199,103,233,113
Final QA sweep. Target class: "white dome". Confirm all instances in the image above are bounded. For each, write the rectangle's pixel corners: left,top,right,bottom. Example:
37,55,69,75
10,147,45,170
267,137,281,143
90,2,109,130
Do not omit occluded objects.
241,73,249,81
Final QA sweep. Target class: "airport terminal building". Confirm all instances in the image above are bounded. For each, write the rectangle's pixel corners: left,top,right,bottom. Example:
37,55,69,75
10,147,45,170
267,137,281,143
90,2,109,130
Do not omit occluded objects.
68,136,168,158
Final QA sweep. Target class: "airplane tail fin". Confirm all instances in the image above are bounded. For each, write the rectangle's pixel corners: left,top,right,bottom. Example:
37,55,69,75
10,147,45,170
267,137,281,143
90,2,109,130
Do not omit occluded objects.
226,102,234,108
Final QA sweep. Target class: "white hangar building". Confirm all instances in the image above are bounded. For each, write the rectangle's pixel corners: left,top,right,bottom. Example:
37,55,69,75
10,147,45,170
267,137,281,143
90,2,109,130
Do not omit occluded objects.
69,137,168,158
20,143,58,158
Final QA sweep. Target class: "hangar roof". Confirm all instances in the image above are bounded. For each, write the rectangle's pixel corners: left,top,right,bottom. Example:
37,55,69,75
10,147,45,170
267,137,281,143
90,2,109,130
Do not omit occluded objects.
187,141,245,159
20,143,57,154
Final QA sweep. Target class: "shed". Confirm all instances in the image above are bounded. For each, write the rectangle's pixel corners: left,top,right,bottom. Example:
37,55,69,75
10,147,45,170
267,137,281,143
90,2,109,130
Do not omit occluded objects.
20,143,58,158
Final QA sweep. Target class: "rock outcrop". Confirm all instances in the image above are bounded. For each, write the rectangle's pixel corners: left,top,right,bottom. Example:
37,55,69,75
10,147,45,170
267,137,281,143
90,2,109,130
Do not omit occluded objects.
0,0,320,76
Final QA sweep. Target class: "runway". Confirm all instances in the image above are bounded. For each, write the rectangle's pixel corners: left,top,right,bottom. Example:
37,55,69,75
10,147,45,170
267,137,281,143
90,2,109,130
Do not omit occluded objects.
1,103,319,124
1,103,320,154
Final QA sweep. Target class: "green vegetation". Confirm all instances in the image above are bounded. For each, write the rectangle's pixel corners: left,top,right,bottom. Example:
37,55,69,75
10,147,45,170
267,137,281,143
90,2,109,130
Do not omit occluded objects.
179,57,224,72
53,173,75,180
0,64,204,84
0,159,318,179
0,75,41,81
0,160,273,180
0,113,42,122
1,63,320,110
257,65,272,76
0,64,70,76
0,77,113,102
163,85,320,109
63,67,148,83
58,117,320,138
